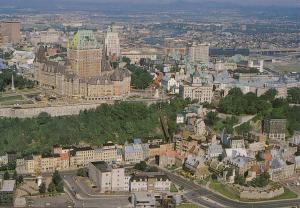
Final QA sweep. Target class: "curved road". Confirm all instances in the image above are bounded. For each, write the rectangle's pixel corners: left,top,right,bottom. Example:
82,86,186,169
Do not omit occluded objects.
162,169,300,208
61,172,130,208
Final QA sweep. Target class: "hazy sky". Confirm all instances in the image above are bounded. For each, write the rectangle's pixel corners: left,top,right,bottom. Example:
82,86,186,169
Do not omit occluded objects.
0,0,300,7
1,0,299,5
64,0,300,6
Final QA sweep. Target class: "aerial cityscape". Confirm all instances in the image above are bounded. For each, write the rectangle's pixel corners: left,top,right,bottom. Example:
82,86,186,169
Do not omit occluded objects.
0,0,300,207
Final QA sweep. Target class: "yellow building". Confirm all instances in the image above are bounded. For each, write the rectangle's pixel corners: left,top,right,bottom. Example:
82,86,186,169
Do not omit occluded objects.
70,146,95,168
16,153,70,175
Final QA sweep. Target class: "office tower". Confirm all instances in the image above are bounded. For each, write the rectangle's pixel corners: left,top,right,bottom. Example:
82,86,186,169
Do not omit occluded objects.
189,43,210,65
0,21,21,44
105,25,120,58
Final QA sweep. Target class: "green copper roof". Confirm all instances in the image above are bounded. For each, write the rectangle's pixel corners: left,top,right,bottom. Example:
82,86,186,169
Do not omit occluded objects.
69,30,100,50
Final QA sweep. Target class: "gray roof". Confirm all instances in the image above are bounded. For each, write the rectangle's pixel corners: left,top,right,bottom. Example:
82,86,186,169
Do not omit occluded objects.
230,156,254,167
0,180,16,192
91,161,111,172
87,68,130,85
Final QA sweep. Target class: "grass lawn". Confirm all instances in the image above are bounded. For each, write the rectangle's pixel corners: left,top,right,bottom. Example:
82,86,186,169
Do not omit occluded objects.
176,203,200,208
0,95,24,102
170,183,178,192
271,188,297,200
209,180,240,201
0,94,34,105
0,100,33,105
209,180,297,202
196,176,210,186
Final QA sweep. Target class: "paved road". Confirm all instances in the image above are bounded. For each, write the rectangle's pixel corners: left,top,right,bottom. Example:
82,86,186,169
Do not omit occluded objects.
61,172,131,208
161,169,300,208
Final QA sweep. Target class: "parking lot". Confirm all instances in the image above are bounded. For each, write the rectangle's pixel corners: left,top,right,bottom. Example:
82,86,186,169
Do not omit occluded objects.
26,194,74,208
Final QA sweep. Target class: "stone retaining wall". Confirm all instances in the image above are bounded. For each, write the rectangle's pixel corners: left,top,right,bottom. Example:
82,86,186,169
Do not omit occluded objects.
0,103,104,118
239,187,284,199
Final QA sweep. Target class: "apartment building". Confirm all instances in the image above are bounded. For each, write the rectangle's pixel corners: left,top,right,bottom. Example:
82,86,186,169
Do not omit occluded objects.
70,146,95,168
88,161,128,193
16,153,70,174
263,119,287,141
94,142,123,164
124,139,149,164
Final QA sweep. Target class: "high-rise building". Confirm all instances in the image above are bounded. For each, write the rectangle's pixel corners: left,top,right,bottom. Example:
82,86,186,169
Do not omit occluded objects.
0,21,21,44
164,38,187,60
68,30,103,78
105,25,120,58
189,43,210,65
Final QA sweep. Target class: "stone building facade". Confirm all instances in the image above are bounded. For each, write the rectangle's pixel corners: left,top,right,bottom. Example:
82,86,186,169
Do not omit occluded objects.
179,70,213,103
34,30,131,101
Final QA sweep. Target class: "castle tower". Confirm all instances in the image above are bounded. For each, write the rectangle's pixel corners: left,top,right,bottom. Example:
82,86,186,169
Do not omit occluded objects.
68,30,103,78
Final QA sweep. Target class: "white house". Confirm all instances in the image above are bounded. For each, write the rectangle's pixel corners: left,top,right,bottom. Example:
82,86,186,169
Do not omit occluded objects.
161,76,179,94
176,114,185,124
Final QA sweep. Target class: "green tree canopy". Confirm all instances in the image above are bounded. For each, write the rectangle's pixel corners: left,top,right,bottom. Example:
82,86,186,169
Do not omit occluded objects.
39,182,46,194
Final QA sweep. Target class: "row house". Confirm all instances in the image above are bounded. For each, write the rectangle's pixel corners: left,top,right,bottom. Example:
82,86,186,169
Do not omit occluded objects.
94,142,123,164
130,173,171,192
70,146,95,168
16,153,70,175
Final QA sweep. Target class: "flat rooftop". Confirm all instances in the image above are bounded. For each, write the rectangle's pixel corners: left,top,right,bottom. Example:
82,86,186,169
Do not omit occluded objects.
0,180,16,192
91,161,110,172
91,161,123,172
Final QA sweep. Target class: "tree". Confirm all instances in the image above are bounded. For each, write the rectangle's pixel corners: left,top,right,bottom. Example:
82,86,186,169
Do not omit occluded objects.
56,182,64,193
134,161,147,171
260,89,277,102
122,56,131,65
204,111,218,126
47,181,56,193
52,170,62,186
3,171,10,180
127,64,153,89
287,88,300,104
39,182,46,194
12,171,17,180
111,62,119,69
37,112,51,125
17,175,23,185
0,68,35,92
235,122,251,135
77,168,88,177
139,58,147,66
0,98,191,154
235,175,246,185
251,172,270,187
